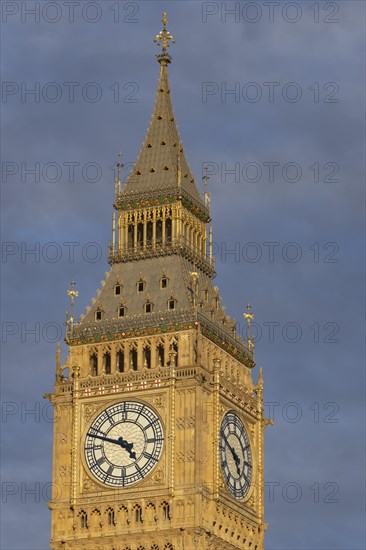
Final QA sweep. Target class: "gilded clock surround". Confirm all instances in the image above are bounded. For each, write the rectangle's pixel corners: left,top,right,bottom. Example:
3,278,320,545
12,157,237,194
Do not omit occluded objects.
45,12,270,550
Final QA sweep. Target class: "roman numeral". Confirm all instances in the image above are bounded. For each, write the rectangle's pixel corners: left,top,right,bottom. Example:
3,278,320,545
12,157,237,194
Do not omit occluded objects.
88,427,105,436
142,451,158,461
135,406,145,422
106,465,114,476
105,411,115,425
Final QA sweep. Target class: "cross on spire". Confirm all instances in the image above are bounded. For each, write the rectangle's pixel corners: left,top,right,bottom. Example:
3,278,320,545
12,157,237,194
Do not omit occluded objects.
154,11,175,64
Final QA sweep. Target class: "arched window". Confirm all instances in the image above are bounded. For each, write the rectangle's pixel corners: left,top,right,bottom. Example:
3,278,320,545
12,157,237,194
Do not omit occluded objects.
90,353,98,376
130,348,138,371
166,218,172,244
160,276,169,289
157,344,165,367
145,301,153,314
107,507,115,525
161,501,170,521
128,224,134,248
156,220,162,244
134,505,142,523
117,350,124,373
143,346,151,369
79,510,87,529
104,351,111,374
137,223,143,248
137,279,145,292
147,221,153,246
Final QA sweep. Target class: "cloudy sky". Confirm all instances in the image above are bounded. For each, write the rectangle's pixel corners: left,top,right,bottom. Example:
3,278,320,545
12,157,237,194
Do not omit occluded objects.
1,1,365,548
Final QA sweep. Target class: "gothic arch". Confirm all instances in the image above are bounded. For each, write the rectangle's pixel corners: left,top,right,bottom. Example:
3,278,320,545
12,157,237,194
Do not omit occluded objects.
132,503,142,523
145,502,156,522
77,510,88,529
105,506,115,526
160,500,170,521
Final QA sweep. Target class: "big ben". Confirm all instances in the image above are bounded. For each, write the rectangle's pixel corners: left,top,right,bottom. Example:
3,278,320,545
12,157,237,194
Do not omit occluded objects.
46,13,269,550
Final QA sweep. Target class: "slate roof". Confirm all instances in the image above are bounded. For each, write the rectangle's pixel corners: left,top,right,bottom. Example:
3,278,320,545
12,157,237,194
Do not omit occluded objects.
122,62,203,204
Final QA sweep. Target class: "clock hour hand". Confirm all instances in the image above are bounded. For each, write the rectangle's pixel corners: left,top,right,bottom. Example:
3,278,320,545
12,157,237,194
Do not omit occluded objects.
88,433,136,459
117,436,136,459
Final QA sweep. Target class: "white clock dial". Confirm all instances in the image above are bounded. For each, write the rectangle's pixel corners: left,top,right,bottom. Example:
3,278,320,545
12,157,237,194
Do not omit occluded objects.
85,401,164,487
219,412,252,500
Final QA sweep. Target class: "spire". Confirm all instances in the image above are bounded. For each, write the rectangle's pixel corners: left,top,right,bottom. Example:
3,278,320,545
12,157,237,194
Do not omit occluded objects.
119,12,203,204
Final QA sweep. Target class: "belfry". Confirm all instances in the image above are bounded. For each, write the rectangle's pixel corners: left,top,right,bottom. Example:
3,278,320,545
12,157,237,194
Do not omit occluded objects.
47,13,269,550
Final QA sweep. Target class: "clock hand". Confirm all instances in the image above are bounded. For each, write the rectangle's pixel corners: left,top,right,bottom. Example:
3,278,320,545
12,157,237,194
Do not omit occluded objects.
88,433,136,459
222,432,241,472
117,436,136,459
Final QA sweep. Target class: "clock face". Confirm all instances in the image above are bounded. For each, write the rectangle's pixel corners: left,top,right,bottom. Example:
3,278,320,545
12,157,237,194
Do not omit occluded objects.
219,412,252,500
84,401,164,487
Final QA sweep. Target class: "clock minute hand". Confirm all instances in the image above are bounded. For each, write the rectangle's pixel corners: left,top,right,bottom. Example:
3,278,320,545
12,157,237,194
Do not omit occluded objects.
88,433,121,445
222,433,241,473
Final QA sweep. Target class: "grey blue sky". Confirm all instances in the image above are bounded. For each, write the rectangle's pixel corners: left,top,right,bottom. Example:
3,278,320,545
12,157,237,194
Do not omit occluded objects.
1,1,365,548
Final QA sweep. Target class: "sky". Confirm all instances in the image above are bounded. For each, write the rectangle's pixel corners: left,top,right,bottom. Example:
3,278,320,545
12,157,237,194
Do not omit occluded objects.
1,1,365,549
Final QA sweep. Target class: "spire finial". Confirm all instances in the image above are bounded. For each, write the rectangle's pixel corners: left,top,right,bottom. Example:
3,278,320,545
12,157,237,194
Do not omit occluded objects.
67,281,78,324
243,304,255,353
115,152,123,194
203,165,211,207
154,11,175,64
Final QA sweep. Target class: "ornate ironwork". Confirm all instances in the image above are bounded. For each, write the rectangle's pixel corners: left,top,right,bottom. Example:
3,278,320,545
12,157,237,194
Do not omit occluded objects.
108,237,216,278
115,185,210,223
67,308,253,367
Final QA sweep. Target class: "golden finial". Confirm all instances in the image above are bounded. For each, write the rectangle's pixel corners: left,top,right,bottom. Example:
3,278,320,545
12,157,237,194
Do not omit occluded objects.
243,304,255,352
154,11,175,64
116,152,123,194
67,281,78,324
203,165,211,207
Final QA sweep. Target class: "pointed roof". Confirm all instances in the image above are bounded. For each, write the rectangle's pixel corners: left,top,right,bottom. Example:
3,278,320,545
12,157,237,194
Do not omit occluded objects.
121,15,203,204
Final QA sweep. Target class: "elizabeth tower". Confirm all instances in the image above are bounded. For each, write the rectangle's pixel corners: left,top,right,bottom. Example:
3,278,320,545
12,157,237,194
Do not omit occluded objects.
46,13,269,550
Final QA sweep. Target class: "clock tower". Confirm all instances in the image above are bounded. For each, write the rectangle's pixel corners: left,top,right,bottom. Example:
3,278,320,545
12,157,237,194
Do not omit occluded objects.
46,13,269,550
